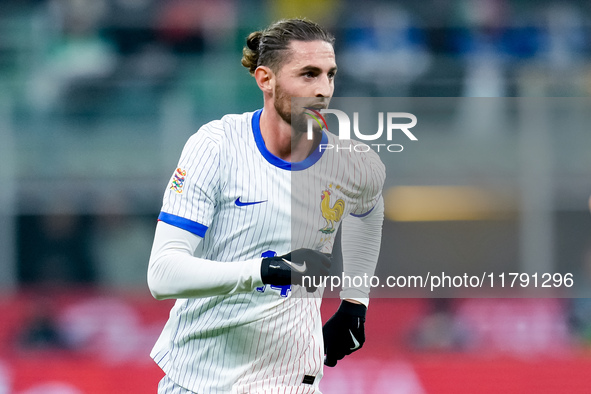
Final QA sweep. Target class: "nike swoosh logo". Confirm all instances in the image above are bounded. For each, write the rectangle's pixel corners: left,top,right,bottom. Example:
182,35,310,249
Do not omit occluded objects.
235,197,267,207
281,258,307,273
349,330,360,350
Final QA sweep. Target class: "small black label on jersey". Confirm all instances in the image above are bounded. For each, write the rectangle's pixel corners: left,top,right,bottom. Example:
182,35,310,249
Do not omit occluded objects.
302,375,315,385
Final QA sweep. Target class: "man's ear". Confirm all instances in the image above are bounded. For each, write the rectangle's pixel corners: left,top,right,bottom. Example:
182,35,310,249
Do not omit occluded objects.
254,66,275,95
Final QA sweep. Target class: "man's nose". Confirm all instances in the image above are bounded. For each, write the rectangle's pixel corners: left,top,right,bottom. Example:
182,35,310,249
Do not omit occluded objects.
315,75,333,97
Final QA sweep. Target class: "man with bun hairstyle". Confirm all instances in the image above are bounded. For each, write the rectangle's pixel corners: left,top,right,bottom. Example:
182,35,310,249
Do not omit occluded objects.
148,18,385,393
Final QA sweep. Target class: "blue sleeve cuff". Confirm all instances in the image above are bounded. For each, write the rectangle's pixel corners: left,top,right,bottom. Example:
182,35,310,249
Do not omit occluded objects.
158,212,208,237
350,205,375,218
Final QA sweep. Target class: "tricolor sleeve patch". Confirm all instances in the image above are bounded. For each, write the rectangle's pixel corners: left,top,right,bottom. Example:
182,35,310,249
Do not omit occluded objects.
170,168,187,194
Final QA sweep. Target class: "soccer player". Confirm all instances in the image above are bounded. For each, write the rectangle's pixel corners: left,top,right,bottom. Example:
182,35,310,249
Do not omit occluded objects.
147,18,385,393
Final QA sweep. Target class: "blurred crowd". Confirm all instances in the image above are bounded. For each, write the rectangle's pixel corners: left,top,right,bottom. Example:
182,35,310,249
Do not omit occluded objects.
1,0,591,119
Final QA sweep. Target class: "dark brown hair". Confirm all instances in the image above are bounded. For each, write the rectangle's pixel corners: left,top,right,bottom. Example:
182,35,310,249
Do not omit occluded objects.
241,18,335,75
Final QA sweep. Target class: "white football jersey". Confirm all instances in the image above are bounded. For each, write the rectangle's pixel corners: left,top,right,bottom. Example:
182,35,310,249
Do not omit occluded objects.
151,109,385,393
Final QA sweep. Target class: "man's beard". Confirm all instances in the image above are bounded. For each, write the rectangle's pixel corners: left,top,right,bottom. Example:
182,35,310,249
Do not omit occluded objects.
274,82,292,125
274,83,313,134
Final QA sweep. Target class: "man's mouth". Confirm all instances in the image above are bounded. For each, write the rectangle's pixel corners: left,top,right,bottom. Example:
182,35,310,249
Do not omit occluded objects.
304,104,327,111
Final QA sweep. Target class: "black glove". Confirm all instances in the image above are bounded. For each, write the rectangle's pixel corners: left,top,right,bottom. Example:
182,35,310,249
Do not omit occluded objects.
260,249,331,292
323,300,366,367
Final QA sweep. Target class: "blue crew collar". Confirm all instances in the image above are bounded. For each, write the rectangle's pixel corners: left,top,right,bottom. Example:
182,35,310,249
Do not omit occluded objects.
251,109,327,171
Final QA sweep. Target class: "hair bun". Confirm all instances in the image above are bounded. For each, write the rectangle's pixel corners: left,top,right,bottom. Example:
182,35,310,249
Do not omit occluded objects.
247,31,262,51
242,31,262,75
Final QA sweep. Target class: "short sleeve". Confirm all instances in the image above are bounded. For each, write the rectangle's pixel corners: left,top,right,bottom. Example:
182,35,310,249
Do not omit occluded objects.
350,147,386,217
158,122,224,237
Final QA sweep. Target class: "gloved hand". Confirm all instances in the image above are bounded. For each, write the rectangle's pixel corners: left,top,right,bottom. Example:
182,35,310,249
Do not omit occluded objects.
323,300,366,367
260,248,331,292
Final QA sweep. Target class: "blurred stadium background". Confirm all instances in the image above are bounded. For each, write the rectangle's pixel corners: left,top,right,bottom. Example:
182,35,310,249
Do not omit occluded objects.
1,0,591,392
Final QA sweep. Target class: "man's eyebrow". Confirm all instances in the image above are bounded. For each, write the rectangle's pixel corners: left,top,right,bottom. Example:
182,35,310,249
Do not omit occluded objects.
299,65,338,73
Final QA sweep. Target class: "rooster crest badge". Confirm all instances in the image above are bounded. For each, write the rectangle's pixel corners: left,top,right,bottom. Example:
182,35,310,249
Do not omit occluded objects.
319,184,345,234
